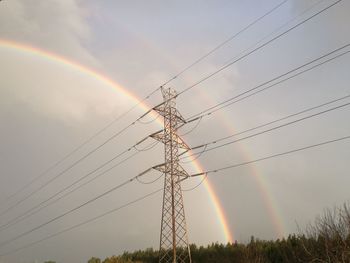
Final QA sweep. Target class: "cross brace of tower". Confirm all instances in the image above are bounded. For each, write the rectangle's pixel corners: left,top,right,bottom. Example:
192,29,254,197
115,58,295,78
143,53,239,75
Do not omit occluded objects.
148,87,192,263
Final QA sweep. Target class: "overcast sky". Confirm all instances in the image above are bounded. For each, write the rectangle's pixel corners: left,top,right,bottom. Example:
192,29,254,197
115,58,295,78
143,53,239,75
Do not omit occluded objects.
0,0,350,262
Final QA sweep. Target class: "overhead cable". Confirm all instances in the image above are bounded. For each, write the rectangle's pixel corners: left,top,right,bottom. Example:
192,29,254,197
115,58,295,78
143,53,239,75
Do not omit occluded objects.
0,167,156,249
160,0,289,87
1,87,160,206
182,101,350,160
0,135,159,232
0,152,139,233
190,135,350,177
1,0,290,207
186,44,350,122
176,0,342,98
0,189,162,257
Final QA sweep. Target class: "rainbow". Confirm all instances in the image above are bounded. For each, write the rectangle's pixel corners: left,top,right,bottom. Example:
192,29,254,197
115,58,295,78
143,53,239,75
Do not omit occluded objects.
214,113,286,238
0,39,234,242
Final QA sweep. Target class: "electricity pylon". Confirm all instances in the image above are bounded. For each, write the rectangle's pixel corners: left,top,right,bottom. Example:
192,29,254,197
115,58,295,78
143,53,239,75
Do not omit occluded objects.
150,87,192,263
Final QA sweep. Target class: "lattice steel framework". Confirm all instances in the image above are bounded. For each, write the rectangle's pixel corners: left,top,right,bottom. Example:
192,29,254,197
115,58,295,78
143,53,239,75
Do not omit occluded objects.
151,87,192,263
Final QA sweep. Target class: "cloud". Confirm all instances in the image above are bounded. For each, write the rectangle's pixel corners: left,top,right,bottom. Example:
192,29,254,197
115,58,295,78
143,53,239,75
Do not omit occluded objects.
0,0,97,66
0,0,135,124
0,48,133,124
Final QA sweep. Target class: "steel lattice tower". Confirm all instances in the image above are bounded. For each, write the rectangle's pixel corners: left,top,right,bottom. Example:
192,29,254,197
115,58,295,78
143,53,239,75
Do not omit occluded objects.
150,87,192,263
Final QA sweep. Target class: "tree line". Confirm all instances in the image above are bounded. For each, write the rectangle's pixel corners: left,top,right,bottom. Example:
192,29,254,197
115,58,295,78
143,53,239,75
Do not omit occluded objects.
46,202,350,263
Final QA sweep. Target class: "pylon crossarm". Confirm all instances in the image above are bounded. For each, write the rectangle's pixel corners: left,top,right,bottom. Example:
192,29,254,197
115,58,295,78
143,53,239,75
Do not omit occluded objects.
150,130,165,144
178,149,190,157
136,167,154,178
176,136,191,151
150,130,191,151
176,177,190,183
179,142,207,157
184,116,201,124
172,109,187,124
189,172,207,178
153,105,187,126
149,129,164,138
152,103,166,117
139,108,154,120
152,163,190,179
176,165,190,178
151,100,166,112
152,163,167,174
135,135,152,146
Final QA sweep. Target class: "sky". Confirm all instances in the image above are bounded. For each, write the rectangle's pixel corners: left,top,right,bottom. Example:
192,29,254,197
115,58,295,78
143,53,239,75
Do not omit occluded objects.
0,0,350,262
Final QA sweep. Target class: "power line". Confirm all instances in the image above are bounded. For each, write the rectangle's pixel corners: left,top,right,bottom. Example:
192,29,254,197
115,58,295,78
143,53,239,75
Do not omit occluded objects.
0,188,162,257
3,124,348,257
173,42,350,137
220,0,325,69
4,1,320,235
175,0,342,98
0,123,136,215
136,172,164,185
185,43,350,122
144,0,337,115
193,94,350,149
0,0,345,257
145,0,329,117
0,0,289,208
160,0,289,87
0,167,154,249
182,174,208,192
0,132,160,232
0,107,160,218
4,135,349,256
1,87,160,206
190,135,350,177
180,116,203,136
5,0,334,215
151,43,350,188
0,151,139,233
182,101,350,160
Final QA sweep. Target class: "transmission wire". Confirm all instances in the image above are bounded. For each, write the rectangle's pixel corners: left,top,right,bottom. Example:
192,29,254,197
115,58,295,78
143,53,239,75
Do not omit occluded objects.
0,189,162,257
160,0,289,87
3,0,338,210
176,0,342,98
0,152,139,233
0,167,157,249
190,135,350,177
1,0,290,207
182,101,350,160
0,130,162,231
1,87,160,206
185,44,350,122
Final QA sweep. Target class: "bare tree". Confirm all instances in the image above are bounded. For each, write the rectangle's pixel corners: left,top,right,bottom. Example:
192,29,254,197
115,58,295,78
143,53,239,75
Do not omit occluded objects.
300,202,350,262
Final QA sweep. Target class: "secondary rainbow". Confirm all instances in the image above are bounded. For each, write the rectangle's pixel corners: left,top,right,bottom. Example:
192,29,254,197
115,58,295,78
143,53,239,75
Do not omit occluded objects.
0,39,234,243
218,117,286,237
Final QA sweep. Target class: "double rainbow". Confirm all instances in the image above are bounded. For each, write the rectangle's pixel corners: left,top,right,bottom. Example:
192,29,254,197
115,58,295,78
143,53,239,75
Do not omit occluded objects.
0,39,287,243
